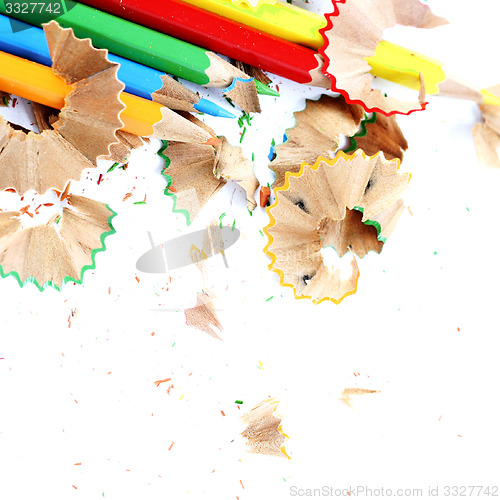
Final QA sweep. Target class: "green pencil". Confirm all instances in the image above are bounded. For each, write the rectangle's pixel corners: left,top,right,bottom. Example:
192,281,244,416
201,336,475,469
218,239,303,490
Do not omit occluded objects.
0,0,278,96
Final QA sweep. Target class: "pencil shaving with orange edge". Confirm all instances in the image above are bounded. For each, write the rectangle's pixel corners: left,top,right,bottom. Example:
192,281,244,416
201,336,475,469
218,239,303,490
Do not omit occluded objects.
0,21,124,193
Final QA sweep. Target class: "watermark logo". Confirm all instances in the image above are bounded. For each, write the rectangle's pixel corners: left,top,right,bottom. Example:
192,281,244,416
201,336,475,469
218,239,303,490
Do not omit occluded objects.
2,0,77,32
136,225,240,274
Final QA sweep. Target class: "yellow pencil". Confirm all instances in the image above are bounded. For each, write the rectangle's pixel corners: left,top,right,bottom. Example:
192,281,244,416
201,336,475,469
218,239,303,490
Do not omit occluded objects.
183,0,500,107
0,50,219,143
180,0,326,49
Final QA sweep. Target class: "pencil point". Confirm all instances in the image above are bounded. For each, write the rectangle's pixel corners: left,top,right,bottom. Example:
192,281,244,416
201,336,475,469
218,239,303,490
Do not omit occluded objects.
204,136,220,146
482,89,500,107
254,79,280,97
194,98,235,118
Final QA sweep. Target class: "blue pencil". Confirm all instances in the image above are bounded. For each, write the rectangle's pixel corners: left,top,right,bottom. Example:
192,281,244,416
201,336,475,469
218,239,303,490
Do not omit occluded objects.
0,15,234,118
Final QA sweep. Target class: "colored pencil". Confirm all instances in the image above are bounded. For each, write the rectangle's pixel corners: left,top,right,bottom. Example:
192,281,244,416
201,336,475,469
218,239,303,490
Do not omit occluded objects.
180,0,326,49
0,50,220,143
0,2,278,97
0,15,235,118
78,0,329,87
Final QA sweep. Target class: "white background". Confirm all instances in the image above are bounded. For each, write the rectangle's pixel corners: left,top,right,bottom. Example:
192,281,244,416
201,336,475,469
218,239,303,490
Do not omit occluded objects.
1,0,500,498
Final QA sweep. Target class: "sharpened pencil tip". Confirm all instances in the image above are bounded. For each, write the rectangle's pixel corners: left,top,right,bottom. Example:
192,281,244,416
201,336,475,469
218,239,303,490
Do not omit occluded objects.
481,89,500,107
194,98,235,118
254,79,280,97
204,136,220,146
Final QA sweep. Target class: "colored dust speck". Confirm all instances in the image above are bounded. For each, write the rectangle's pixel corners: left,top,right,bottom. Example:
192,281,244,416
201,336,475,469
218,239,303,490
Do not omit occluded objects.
240,127,247,143
433,251,437,255
466,207,470,212
232,219,236,231
266,296,273,302
238,111,253,128
134,201,146,205
179,395,184,400
260,185,271,207
259,230,264,236
219,212,227,228
235,400,243,405
172,342,176,347
220,410,226,416
457,327,461,332
154,378,172,387
107,162,119,173
258,360,264,370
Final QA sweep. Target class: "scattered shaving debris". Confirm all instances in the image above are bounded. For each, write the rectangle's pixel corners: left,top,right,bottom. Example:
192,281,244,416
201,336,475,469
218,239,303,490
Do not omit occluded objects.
185,292,223,340
339,388,380,408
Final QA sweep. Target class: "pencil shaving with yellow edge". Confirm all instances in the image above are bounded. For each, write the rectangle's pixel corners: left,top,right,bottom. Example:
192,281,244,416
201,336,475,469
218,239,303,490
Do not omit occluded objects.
264,150,410,304
241,398,290,459
321,0,447,115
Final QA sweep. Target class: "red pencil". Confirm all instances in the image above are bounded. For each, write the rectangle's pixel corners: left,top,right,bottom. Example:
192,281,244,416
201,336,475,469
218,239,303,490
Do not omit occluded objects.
79,0,330,87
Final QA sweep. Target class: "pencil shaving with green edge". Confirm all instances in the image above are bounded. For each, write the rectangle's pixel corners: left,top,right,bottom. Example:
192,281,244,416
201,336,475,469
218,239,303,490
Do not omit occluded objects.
0,195,116,291
158,115,258,222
